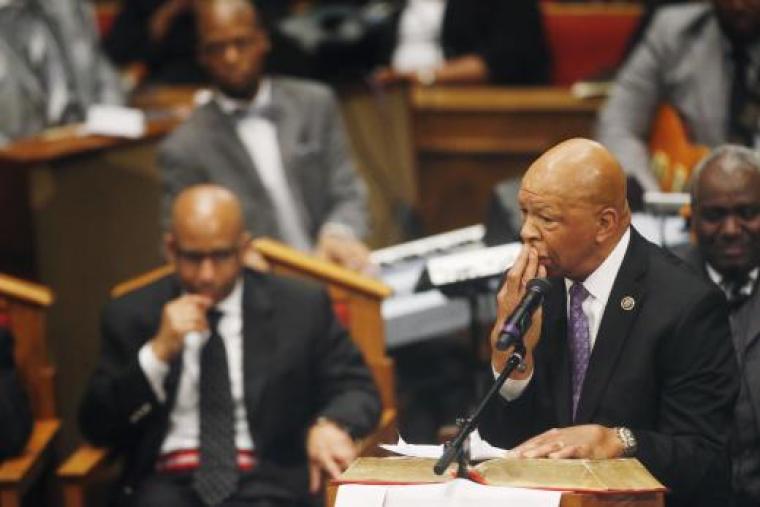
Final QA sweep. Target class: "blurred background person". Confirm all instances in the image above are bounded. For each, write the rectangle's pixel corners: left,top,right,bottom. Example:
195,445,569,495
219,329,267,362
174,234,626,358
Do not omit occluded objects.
35,0,124,109
596,0,760,194
675,145,760,507
159,0,372,273
0,0,122,144
372,0,550,86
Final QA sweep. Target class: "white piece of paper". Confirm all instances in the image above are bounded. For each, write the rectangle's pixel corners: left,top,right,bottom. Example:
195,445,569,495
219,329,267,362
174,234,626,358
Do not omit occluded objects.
84,104,146,138
380,430,508,461
335,479,561,507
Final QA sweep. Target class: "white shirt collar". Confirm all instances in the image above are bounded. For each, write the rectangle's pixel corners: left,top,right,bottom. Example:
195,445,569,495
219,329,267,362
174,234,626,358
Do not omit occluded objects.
705,263,759,296
214,78,272,116
214,277,243,316
564,227,631,303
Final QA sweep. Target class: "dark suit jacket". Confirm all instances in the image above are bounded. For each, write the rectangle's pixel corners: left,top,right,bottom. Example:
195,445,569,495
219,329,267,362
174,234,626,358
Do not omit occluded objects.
376,0,550,84
158,77,368,243
79,269,381,503
673,243,760,502
0,327,32,460
480,229,738,507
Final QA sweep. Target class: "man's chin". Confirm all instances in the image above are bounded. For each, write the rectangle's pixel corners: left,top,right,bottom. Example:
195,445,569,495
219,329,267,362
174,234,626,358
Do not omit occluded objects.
218,82,258,101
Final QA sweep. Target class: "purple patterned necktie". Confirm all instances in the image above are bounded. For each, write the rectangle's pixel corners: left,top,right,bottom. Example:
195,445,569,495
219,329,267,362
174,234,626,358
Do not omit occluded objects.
568,282,591,419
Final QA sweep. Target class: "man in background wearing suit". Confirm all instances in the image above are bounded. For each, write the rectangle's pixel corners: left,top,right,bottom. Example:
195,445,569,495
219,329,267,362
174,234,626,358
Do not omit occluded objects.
0,323,32,460
479,139,737,507
159,0,371,273
596,0,760,194
675,145,760,507
80,185,380,506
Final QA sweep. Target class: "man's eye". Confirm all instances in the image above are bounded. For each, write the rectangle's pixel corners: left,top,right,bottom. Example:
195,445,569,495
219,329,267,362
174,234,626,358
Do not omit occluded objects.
700,208,727,222
737,205,760,221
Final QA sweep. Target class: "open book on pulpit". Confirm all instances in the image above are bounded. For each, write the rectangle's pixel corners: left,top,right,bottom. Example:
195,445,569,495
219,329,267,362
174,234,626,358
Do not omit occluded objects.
337,456,666,494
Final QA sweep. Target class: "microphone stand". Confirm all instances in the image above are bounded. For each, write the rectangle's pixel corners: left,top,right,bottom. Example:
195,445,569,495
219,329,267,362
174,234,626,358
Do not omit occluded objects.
433,337,528,477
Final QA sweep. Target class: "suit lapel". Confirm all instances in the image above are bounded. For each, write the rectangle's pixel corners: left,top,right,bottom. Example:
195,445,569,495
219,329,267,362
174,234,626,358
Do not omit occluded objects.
574,229,647,423
269,80,312,226
270,79,303,187
544,278,572,427
241,271,277,429
204,101,286,237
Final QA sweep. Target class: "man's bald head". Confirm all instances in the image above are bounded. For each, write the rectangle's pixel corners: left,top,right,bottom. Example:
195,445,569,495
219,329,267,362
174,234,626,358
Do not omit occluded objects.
518,138,631,280
170,184,245,240
523,138,629,216
167,185,249,303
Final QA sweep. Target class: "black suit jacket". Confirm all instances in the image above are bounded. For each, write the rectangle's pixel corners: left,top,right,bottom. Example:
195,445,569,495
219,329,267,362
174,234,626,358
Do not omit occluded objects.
376,0,550,84
480,229,738,507
79,269,381,503
0,327,32,460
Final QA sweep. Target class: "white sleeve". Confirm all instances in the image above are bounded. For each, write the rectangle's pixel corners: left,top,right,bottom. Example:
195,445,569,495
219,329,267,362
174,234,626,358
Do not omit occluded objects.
138,343,170,403
494,365,533,401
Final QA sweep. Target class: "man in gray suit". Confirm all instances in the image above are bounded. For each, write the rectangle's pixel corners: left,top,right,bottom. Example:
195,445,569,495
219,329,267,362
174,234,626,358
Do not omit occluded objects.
676,145,760,506
596,0,760,193
159,0,370,272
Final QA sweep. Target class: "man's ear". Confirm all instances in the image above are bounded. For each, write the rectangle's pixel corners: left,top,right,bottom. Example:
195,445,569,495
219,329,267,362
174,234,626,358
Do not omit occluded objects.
596,207,619,243
164,232,177,263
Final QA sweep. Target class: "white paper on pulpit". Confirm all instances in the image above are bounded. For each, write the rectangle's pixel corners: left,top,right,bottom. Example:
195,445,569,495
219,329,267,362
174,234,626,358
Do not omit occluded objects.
379,430,509,460
335,478,562,507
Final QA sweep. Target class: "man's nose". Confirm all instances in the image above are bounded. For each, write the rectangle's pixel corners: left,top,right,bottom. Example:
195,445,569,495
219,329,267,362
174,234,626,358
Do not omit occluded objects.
223,44,241,64
720,215,742,236
520,217,540,243
198,257,216,280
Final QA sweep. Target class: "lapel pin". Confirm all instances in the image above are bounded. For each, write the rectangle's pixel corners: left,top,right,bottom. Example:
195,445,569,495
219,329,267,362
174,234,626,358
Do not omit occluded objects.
620,296,635,311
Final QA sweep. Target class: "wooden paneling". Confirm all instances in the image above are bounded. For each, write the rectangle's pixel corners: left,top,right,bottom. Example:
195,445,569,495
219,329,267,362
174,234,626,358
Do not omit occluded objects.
408,87,602,234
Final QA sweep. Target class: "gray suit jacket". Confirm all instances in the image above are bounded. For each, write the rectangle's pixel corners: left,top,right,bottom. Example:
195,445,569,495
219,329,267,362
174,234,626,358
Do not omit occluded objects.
596,4,744,192
158,77,368,243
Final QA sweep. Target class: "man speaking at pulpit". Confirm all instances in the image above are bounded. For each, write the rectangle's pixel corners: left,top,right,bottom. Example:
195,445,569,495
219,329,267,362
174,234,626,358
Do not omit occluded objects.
479,139,738,507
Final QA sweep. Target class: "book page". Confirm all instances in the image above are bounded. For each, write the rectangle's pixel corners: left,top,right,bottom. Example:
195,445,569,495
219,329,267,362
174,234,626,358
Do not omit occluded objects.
475,458,666,493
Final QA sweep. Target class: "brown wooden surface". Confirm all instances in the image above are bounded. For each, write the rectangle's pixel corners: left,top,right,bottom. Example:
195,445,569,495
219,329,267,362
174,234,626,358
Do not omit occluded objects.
408,86,602,234
0,115,184,167
0,272,59,505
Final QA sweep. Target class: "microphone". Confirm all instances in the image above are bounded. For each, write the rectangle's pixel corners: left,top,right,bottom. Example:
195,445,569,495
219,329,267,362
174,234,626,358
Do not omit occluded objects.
495,278,552,351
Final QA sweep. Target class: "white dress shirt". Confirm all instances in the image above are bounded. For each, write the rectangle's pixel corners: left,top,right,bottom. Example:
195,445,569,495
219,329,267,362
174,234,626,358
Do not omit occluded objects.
499,228,632,400
215,79,313,252
391,0,446,73
705,264,759,301
138,279,255,453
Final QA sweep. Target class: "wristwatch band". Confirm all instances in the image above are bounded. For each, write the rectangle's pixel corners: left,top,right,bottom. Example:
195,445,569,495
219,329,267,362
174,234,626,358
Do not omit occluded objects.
616,426,638,457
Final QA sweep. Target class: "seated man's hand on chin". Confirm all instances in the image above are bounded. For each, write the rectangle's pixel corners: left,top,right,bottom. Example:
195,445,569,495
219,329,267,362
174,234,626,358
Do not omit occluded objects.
306,418,357,494
314,228,374,276
509,425,624,460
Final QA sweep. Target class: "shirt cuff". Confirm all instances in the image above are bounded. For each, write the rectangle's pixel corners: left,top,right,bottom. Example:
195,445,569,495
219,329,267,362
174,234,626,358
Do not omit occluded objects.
138,343,170,403
493,365,533,401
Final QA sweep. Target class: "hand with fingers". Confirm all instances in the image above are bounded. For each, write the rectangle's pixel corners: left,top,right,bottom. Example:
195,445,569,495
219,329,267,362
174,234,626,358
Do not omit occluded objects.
490,245,547,377
510,425,624,459
314,232,373,275
306,418,357,494
149,294,213,362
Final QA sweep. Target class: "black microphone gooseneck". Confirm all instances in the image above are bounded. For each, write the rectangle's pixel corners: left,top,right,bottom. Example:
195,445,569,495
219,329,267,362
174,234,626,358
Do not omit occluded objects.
433,277,552,477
